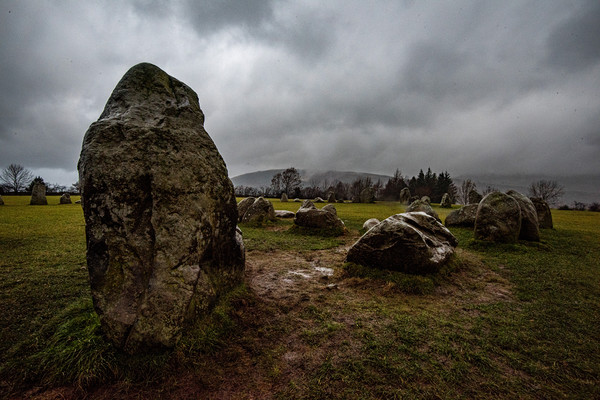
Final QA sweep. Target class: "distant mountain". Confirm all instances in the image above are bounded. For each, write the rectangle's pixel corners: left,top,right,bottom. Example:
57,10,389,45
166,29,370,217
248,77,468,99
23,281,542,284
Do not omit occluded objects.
231,169,392,189
454,174,600,206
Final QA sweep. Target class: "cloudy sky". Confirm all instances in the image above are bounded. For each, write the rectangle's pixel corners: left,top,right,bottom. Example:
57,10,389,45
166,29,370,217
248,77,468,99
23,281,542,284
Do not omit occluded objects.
1,0,599,186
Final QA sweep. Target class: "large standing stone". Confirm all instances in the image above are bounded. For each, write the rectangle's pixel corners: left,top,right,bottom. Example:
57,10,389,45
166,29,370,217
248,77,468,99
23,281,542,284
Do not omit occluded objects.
440,193,452,208
506,190,540,241
474,192,521,243
406,199,440,222
59,193,72,204
445,204,478,227
280,193,288,202
294,200,345,233
399,188,411,205
530,197,553,229
237,197,256,222
78,63,244,353
421,196,431,204
346,212,458,274
30,182,48,205
242,196,275,223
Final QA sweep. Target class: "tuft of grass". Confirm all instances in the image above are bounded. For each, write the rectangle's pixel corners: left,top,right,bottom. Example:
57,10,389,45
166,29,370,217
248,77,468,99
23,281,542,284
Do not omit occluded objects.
342,257,462,295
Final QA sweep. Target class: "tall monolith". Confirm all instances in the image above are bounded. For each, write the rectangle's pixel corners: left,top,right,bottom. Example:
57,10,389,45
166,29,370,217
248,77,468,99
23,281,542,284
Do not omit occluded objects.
30,182,48,205
78,63,245,353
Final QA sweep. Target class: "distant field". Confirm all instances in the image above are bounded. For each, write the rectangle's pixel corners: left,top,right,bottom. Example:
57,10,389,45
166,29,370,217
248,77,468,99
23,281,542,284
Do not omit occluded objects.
1,196,599,399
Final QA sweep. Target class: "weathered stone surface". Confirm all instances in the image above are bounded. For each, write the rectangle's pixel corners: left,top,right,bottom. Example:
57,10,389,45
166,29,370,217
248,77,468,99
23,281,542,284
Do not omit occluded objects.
314,197,325,203
294,200,345,232
78,63,244,353
468,189,482,205
362,218,380,231
294,198,301,202
59,193,72,204
237,197,255,222
30,182,48,205
347,212,458,274
242,196,275,223
530,197,553,229
445,204,478,227
474,192,521,243
275,210,295,218
399,188,411,205
406,199,440,222
440,193,452,208
506,190,540,241
322,204,337,215
280,193,288,202
421,196,431,204
409,195,419,203
327,192,336,203
0,195,4,206
359,187,376,203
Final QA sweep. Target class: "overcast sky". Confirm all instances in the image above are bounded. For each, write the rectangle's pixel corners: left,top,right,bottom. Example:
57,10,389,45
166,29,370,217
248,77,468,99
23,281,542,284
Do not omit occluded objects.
1,0,599,186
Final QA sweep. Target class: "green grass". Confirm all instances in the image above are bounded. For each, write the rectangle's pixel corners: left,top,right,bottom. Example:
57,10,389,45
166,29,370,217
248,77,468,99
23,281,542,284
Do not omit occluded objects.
1,196,599,398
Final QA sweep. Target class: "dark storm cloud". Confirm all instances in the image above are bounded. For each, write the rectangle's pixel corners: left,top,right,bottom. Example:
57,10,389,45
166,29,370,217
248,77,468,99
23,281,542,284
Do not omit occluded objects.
545,0,600,72
0,0,599,186
182,0,274,35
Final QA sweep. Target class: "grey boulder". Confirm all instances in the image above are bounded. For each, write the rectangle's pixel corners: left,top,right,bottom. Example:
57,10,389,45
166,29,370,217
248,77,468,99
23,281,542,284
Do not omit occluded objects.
294,200,345,232
242,196,275,223
445,204,478,227
347,212,458,274
506,190,540,241
474,191,521,243
530,197,553,229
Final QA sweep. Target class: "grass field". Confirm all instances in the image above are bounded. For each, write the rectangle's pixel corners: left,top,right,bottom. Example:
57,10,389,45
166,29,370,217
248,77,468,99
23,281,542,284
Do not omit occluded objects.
0,196,599,398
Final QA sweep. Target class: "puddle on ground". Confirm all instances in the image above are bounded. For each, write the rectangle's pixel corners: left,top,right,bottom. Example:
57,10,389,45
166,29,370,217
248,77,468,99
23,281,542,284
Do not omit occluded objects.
284,264,334,282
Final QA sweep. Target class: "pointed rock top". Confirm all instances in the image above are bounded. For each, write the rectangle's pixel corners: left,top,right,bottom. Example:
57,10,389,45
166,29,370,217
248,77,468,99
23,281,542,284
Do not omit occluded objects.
98,62,204,125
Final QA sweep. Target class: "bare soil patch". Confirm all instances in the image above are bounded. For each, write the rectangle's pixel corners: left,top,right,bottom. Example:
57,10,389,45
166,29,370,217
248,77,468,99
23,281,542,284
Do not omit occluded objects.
27,239,513,399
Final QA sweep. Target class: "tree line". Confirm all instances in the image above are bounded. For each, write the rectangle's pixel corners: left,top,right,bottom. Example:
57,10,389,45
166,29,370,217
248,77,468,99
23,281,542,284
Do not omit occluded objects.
0,163,79,195
234,167,600,210
235,167,457,203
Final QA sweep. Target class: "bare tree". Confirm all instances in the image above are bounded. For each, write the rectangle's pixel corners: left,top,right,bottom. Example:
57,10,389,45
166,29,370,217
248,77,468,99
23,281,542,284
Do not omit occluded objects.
0,163,34,194
528,180,565,206
281,167,302,195
456,179,477,205
270,173,282,196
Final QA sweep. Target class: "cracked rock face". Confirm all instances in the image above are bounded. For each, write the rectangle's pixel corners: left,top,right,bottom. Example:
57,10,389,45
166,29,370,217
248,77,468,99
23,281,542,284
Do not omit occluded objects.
78,63,244,353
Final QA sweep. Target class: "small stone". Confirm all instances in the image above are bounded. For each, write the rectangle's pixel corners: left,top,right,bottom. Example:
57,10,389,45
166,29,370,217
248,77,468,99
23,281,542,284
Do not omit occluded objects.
59,193,72,204
406,199,440,222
